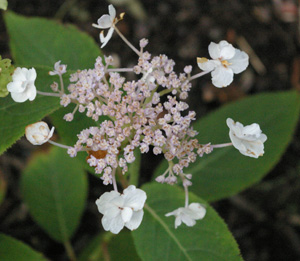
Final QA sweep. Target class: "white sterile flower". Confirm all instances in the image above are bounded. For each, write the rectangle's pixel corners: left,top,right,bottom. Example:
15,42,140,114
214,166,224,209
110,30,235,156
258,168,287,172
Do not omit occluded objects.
141,68,155,83
166,203,206,229
25,121,55,145
49,61,67,76
93,5,123,48
7,67,37,103
197,40,249,88
95,185,147,234
227,118,267,158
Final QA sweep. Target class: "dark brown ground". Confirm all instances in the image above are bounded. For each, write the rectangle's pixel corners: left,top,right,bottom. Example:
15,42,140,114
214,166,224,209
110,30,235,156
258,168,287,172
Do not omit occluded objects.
1,0,300,260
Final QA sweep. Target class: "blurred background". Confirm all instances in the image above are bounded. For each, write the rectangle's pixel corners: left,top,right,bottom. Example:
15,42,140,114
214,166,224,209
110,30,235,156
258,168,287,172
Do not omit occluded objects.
0,0,300,260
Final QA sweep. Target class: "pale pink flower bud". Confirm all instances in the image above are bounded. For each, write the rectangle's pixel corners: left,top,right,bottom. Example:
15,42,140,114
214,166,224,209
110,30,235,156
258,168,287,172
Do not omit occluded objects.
25,121,54,145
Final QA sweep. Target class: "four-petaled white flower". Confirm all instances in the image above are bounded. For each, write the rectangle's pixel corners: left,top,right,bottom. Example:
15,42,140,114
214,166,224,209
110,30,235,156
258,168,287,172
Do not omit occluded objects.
7,67,37,103
49,61,67,76
197,40,249,88
93,4,123,48
165,203,206,229
227,118,267,158
95,185,147,234
25,121,55,145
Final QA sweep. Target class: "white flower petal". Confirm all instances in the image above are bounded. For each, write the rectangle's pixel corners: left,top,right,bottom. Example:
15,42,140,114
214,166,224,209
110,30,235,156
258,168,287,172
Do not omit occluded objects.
26,84,37,101
108,4,116,20
7,67,37,103
208,42,221,59
11,91,29,103
174,215,182,229
47,127,55,141
228,49,249,74
218,40,235,59
100,27,114,48
227,118,267,158
12,68,27,82
121,207,133,223
102,214,124,234
180,213,196,227
211,66,234,88
7,81,25,93
197,58,219,71
229,131,246,151
243,123,261,137
188,203,206,220
97,15,112,29
95,190,120,214
125,209,144,230
123,185,147,211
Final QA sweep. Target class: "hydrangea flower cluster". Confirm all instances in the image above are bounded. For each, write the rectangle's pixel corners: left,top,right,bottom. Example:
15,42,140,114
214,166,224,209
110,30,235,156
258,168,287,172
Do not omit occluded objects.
8,4,267,233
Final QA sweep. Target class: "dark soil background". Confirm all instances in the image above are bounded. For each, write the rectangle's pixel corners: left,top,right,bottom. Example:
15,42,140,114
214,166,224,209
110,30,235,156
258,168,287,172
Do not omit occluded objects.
1,0,300,260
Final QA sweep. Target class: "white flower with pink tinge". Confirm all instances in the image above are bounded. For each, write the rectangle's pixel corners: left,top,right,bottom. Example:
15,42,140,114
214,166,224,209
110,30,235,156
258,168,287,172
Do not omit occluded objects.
95,185,147,234
49,61,67,76
227,118,267,158
166,203,206,229
197,40,249,88
92,5,122,48
7,67,37,103
25,121,55,145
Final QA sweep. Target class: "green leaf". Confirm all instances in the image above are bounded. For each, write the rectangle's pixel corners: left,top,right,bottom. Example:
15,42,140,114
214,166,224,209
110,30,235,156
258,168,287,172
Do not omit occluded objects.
4,11,101,69
21,147,88,242
0,233,46,260
108,231,141,261
79,231,141,261
132,183,242,261
0,66,60,155
0,0,7,10
154,91,300,202
0,55,14,97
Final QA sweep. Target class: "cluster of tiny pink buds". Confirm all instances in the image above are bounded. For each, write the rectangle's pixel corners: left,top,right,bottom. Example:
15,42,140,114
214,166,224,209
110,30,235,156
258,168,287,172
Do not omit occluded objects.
48,45,210,185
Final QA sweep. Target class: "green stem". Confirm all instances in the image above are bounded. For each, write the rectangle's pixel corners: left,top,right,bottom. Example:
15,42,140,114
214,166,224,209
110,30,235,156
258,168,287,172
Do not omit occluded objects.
64,240,77,261
158,88,173,97
129,150,141,186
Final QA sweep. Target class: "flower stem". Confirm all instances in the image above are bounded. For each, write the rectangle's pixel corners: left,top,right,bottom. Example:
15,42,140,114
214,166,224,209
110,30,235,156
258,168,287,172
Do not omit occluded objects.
59,74,65,93
116,167,129,189
37,90,60,97
48,140,71,149
184,185,189,208
114,26,141,56
189,70,211,81
63,240,77,261
158,88,173,97
211,142,233,149
112,168,118,192
107,68,134,73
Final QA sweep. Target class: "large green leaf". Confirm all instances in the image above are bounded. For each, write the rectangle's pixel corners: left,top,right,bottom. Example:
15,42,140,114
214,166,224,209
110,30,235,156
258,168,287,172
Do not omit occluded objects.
4,11,101,69
132,183,242,261
0,233,46,260
0,67,60,155
21,147,88,242
154,91,300,202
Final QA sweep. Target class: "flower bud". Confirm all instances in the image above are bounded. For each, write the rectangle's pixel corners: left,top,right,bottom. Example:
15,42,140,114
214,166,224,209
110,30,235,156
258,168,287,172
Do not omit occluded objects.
25,121,54,145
